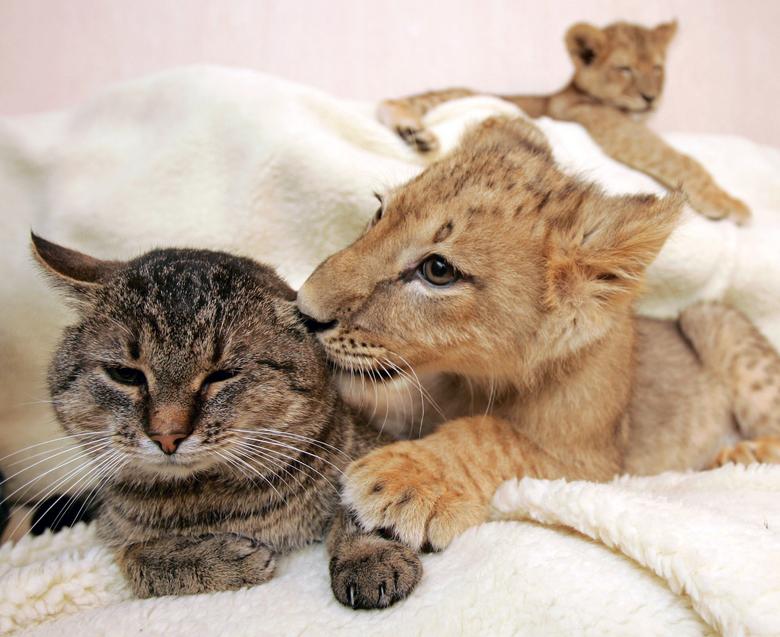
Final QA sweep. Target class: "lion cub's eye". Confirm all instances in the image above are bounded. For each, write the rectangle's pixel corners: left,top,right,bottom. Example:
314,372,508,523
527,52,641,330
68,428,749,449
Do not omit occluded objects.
105,366,147,387
616,65,633,76
418,255,458,287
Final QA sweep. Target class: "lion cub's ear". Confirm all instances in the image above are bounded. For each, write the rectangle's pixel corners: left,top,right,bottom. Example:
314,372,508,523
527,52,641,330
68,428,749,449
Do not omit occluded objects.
565,23,607,67
653,21,678,48
544,192,683,308
460,117,552,159
31,232,122,303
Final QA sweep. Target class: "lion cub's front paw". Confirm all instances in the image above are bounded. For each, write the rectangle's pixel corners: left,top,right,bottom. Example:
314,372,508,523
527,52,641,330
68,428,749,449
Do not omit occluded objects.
341,443,487,551
692,187,751,225
330,535,422,610
710,436,780,468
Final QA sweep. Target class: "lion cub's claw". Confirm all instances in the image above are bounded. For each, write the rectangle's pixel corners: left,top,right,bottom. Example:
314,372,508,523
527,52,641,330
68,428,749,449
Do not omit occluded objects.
341,445,485,552
710,436,780,468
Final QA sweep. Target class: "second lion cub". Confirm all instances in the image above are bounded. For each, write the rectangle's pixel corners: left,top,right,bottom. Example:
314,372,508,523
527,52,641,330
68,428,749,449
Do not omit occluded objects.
379,21,750,224
298,117,780,552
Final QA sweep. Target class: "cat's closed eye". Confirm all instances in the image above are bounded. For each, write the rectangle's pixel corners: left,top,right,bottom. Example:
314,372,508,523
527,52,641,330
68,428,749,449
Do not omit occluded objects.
105,366,147,387
201,369,239,390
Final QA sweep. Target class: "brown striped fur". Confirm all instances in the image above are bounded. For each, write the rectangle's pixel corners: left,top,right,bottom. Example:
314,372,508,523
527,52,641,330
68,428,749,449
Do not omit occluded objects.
297,117,780,552
33,237,421,608
378,20,750,224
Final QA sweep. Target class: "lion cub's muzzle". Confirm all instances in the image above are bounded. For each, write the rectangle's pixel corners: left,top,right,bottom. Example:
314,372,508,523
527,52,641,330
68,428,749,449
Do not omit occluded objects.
297,310,337,334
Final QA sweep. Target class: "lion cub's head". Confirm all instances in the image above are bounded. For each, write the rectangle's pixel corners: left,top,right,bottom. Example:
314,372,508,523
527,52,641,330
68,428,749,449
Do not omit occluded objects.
298,117,680,388
566,20,677,113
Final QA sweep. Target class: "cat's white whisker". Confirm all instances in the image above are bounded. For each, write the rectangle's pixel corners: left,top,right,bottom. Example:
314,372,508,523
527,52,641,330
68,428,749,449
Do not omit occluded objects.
0,432,105,465
1,443,112,504
236,434,345,477
3,437,111,481
231,440,307,494
47,450,124,533
5,448,118,540
245,441,340,495
215,448,285,501
234,428,353,462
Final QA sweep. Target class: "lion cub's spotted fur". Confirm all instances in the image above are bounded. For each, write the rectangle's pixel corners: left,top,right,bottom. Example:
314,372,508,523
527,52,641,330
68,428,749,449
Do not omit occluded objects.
379,20,750,224
298,117,780,552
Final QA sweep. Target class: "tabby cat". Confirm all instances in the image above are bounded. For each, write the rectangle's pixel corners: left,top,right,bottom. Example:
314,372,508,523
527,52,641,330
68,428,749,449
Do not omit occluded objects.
32,234,421,608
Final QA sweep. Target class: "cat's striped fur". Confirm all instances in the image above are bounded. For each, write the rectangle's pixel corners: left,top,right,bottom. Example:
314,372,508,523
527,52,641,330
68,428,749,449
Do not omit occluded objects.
33,235,420,608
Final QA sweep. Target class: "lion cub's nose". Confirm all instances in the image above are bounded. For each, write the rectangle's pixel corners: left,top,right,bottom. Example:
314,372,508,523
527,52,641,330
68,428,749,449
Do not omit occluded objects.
297,310,338,333
149,432,190,455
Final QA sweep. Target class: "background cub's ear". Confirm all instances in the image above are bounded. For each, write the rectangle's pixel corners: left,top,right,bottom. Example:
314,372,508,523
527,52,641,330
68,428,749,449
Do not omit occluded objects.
565,23,606,67
460,116,552,159
30,232,122,302
653,21,678,48
544,192,683,307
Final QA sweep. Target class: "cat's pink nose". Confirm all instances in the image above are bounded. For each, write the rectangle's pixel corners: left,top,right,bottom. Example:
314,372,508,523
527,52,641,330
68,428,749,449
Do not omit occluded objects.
149,432,189,455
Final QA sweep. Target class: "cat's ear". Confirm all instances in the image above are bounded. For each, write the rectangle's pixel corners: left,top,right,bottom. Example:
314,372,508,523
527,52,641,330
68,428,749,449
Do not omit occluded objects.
653,21,677,48
565,23,606,67
544,191,683,308
31,233,122,301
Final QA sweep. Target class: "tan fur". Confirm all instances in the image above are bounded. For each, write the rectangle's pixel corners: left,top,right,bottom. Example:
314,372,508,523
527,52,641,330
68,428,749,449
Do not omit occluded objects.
378,21,750,224
297,117,780,551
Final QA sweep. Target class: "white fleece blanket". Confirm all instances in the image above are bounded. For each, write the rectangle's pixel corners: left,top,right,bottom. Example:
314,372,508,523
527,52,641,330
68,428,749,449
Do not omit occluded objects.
2,67,780,635
2,464,779,636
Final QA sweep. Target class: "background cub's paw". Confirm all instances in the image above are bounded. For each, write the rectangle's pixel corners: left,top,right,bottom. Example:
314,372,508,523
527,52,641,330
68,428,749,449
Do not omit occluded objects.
342,445,485,551
693,188,751,225
330,536,422,610
395,122,440,153
710,436,780,468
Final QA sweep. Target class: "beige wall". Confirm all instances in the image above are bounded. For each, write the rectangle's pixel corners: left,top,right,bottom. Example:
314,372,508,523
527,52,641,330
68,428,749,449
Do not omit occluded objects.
1,0,778,146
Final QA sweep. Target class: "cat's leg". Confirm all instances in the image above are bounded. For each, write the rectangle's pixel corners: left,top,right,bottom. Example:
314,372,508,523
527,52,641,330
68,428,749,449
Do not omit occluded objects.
377,88,475,153
678,301,780,467
341,415,579,552
118,533,276,597
327,509,422,610
563,103,751,224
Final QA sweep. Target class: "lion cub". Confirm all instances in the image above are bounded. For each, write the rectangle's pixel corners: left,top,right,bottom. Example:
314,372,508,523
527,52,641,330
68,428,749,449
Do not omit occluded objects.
379,21,750,225
297,117,780,552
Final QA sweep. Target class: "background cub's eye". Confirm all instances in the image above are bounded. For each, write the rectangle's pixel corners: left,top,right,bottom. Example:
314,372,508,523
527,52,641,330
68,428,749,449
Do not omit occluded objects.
616,66,633,75
202,369,239,388
105,366,147,386
418,254,458,286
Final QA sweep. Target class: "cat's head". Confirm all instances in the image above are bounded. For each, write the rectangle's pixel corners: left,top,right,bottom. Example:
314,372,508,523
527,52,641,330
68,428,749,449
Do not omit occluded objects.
565,20,677,113
297,117,681,388
33,235,332,479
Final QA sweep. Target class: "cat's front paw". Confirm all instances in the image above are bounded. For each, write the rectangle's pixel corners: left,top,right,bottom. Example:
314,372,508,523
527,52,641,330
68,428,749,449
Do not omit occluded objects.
330,535,422,609
125,533,277,597
710,436,780,468
210,533,276,580
691,187,751,225
341,443,486,551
